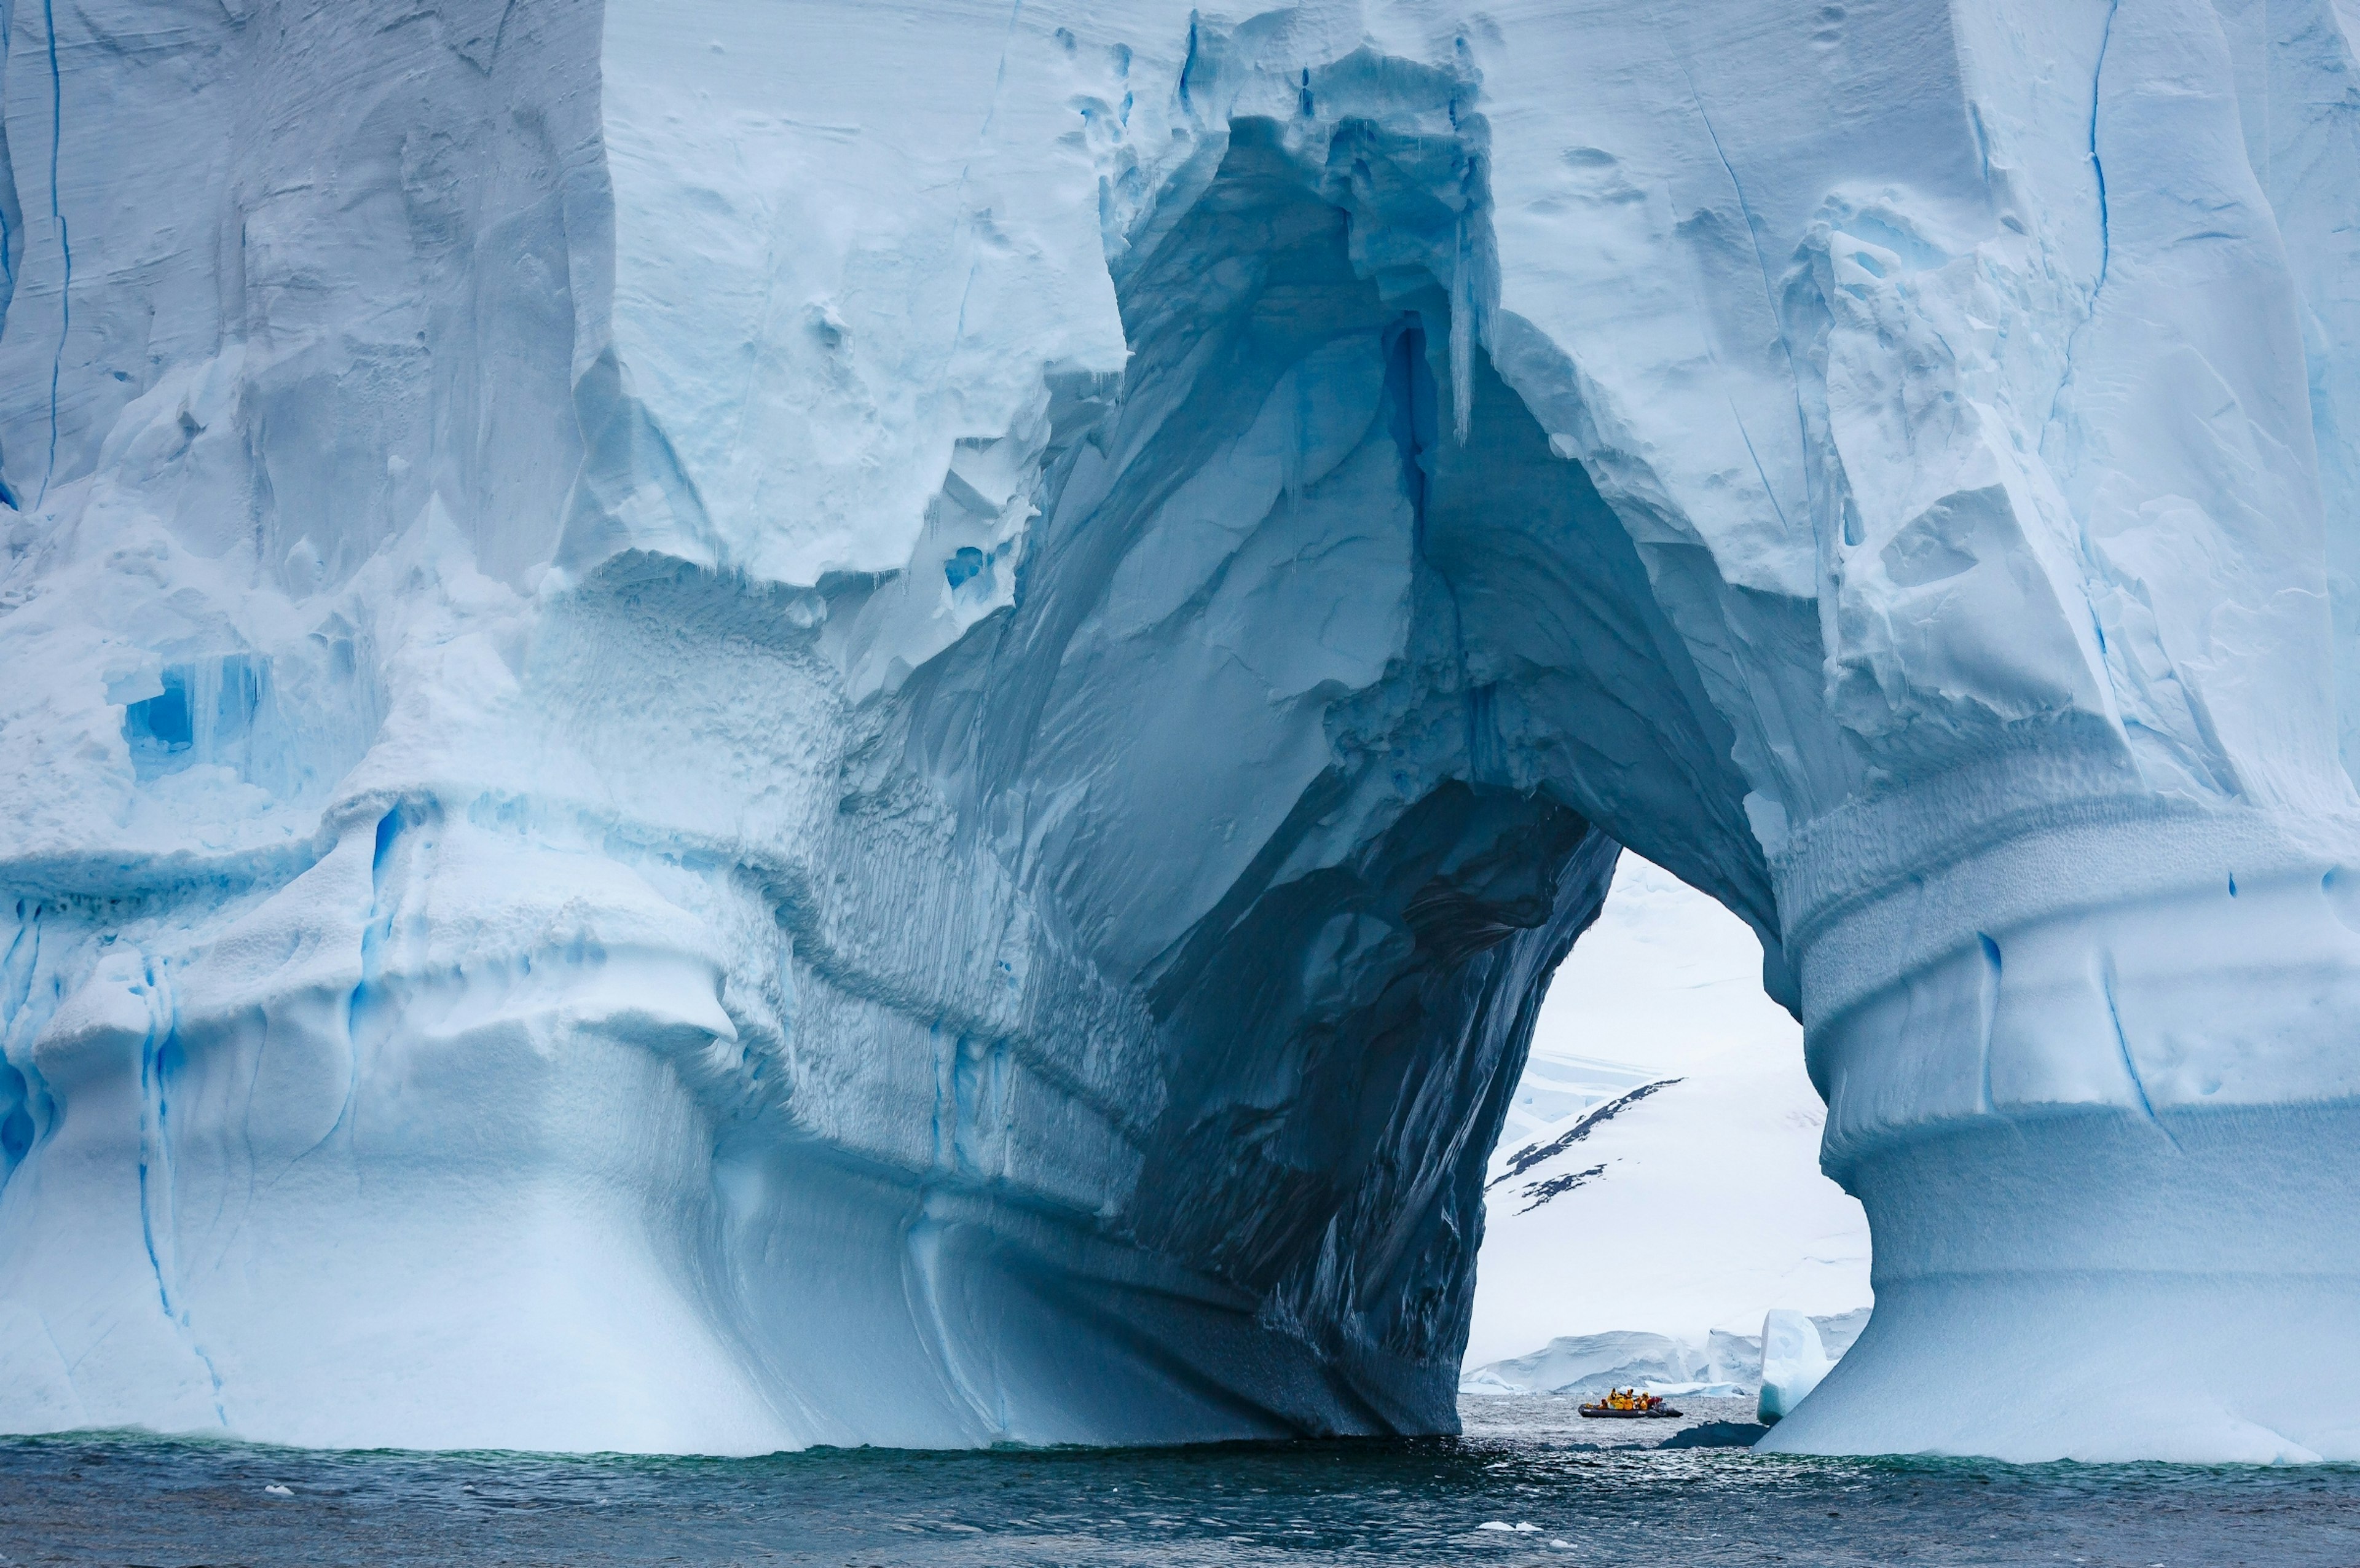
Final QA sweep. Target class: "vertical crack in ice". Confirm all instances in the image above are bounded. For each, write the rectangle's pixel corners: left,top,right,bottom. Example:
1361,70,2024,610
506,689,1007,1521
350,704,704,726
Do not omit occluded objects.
0,9,19,345
2041,0,2248,802
2089,0,2118,296
1677,59,1807,528
134,967,173,1317
1975,933,2001,1116
2098,951,2174,1148
34,0,69,509
1729,394,1795,536
288,806,408,1177
135,962,229,1427
2045,0,2122,448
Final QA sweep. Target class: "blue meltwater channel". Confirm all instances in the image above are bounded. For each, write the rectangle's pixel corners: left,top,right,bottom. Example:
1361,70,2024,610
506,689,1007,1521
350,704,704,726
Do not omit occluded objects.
2,1397,2353,1565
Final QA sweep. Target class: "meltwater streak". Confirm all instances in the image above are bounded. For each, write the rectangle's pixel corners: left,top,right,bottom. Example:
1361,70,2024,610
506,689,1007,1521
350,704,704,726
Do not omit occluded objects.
2,1402,2352,1566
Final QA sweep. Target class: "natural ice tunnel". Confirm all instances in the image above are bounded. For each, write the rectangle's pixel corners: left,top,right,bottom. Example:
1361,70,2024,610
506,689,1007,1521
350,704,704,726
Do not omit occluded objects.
7,0,2360,1464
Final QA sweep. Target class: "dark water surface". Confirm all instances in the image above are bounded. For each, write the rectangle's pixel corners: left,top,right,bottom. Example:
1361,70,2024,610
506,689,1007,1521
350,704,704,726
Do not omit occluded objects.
4,1398,2356,1567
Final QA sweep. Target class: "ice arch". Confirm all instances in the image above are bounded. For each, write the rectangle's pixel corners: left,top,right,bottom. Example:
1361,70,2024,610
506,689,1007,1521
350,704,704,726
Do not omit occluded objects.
6,0,2360,1464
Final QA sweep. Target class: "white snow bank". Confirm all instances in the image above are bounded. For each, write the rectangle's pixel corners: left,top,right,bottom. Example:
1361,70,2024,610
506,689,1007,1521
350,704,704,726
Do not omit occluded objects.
1461,1311,1868,1400
1460,1331,1707,1399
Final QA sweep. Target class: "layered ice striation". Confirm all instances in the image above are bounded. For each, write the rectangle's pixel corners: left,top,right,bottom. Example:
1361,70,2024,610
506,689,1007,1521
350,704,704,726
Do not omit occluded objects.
4,0,2360,1462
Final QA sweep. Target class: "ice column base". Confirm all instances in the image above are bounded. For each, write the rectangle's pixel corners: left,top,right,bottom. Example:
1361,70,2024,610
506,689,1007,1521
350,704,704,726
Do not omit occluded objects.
1763,1105,2360,1461
1764,799,2360,1460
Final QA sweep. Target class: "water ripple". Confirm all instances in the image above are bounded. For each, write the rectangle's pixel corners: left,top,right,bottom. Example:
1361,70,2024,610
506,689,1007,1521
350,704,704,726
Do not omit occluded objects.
3,1406,2354,1566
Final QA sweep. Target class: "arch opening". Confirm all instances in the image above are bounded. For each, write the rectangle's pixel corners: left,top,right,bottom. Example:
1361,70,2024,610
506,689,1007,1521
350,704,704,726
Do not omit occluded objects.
867,114,1779,1437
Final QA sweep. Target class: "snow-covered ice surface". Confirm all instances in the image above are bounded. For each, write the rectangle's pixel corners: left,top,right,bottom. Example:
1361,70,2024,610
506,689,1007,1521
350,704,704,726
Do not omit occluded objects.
7,0,2360,1464
1463,856,1872,1383
1461,1331,1722,1401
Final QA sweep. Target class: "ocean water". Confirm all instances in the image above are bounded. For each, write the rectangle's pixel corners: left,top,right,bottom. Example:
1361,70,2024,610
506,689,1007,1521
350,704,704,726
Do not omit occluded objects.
4,1397,2354,1566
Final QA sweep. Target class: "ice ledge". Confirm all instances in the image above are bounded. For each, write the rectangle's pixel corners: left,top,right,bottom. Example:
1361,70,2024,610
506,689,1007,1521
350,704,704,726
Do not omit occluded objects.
1775,731,2360,987
1798,808,2360,1159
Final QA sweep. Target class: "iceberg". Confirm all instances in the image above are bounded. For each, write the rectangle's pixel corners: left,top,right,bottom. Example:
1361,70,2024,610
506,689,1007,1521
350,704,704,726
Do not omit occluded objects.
1756,1311,1833,1423
4,0,2360,1463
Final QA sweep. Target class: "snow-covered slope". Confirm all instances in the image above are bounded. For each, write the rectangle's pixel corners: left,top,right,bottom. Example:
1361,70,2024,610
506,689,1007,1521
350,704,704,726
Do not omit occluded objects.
6,0,2360,1462
1460,1309,1870,1400
1465,856,1870,1372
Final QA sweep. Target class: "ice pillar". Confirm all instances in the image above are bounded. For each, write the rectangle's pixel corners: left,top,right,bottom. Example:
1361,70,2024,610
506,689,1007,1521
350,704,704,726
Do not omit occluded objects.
1761,778,2360,1460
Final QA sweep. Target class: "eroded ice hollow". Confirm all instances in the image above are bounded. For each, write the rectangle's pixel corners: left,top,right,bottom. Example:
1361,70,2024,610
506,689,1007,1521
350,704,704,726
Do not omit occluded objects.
4,0,2360,1463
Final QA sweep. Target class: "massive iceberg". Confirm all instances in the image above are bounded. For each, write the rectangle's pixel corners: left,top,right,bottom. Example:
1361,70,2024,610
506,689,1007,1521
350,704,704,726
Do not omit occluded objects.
3,0,2359,1464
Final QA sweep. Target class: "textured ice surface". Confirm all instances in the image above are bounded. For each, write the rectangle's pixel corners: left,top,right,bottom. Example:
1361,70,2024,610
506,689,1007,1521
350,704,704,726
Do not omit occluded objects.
6,0,2360,1462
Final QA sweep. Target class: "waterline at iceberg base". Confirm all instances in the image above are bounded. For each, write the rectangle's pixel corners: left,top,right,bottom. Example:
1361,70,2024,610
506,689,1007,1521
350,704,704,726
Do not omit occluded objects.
1778,807,2360,1460
6,0,2360,1464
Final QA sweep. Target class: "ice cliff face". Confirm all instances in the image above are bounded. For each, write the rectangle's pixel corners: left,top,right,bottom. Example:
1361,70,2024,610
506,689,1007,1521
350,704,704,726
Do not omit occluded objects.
4,0,2360,1463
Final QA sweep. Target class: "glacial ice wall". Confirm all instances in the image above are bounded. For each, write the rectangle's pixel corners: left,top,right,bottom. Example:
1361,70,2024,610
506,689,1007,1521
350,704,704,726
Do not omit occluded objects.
4,0,2360,1462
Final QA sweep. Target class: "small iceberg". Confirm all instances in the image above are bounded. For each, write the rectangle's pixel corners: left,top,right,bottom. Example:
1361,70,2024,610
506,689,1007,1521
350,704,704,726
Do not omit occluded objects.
1756,1310,1833,1423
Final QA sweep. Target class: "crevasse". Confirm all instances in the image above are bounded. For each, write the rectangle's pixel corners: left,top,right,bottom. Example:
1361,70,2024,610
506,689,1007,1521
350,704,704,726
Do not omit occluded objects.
3,0,2360,1464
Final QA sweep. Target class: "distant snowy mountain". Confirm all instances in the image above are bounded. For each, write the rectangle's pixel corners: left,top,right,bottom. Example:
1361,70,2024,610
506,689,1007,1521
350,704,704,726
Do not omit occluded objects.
1460,1309,1871,1400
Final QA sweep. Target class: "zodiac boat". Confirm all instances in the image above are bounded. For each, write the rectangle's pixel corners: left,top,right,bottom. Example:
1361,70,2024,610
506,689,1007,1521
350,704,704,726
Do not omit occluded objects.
1578,1389,1685,1419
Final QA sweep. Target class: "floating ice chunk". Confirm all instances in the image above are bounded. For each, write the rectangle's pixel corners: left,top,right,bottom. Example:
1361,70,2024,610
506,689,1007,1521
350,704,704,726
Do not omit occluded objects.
1758,1311,1832,1424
